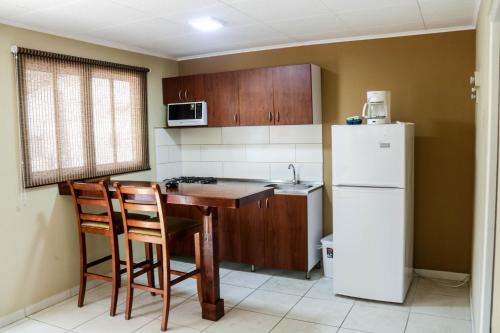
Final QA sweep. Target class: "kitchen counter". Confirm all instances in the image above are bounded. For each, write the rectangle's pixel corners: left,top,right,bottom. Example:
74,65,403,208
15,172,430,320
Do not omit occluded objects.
217,178,323,196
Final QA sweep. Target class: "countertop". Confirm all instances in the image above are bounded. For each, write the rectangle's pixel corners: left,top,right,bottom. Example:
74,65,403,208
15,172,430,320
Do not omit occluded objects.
216,178,324,196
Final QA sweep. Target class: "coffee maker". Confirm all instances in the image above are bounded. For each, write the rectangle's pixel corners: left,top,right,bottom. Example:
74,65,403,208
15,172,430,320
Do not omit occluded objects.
362,91,391,125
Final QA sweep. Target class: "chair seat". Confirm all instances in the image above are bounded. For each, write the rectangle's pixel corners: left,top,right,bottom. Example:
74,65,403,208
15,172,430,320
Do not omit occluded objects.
81,212,150,232
128,217,201,238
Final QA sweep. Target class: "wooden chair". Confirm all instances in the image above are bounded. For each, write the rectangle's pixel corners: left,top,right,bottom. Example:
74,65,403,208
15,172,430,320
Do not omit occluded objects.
67,180,152,316
114,182,203,331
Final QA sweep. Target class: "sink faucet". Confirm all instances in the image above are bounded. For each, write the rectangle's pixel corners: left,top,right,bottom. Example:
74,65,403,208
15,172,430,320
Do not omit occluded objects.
288,164,297,185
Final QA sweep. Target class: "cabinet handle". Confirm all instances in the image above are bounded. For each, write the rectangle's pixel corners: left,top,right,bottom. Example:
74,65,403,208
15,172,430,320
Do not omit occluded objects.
276,112,280,122
178,90,182,100
265,198,269,208
184,89,188,100
268,111,273,122
258,200,262,208
234,113,238,123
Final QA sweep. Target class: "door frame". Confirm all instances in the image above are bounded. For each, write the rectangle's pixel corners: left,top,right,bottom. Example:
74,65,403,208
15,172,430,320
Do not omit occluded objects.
478,1,500,332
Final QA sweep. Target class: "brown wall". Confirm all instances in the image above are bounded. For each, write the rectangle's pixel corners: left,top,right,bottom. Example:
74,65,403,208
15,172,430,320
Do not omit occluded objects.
178,31,476,273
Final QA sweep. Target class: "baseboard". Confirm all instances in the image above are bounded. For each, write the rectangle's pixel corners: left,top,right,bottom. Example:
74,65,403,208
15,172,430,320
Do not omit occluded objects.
0,279,105,329
0,309,25,329
414,268,470,281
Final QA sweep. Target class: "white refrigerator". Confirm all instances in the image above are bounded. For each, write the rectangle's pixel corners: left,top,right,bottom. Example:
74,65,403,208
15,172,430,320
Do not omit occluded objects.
332,123,414,303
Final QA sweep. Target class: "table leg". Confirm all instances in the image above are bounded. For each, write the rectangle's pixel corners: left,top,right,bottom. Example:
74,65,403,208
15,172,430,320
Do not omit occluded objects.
199,206,225,320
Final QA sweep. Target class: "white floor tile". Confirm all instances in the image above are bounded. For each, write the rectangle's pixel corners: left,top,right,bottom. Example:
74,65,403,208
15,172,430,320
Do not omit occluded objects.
287,297,352,327
168,301,219,330
170,259,196,273
29,296,108,330
221,271,271,289
170,277,199,298
236,290,300,316
341,304,409,333
0,318,66,332
415,278,469,298
411,292,470,320
272,318,338,332
337,329,365,333
218,284,255,307
72,311,152,333
116,292,187,319
205,308,281,333
305,278,354,304
136,320,202,332
259,275,317,296
405,313,472,333
82,283,130,308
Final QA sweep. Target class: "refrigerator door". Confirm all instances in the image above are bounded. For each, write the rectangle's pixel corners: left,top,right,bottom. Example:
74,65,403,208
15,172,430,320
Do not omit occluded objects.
332,124,406,188
333,186,409,303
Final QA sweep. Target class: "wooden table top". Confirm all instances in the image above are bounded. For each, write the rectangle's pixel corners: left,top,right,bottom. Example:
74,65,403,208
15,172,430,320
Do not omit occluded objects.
60,180,274,209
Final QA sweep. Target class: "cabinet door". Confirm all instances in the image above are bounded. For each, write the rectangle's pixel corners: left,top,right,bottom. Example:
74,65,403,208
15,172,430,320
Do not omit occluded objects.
265,195,308,271
162,77,184,104
182,75,205,102
218,207,241,262
239,199,266,266
238,68,274,126
272,64,313,125
204,72,239,127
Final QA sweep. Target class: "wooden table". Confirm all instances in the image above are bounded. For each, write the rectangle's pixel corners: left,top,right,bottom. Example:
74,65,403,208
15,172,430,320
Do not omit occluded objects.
60,180,274,321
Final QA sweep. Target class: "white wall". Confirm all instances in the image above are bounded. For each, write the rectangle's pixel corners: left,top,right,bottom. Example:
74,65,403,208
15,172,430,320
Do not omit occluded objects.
155,125,324,183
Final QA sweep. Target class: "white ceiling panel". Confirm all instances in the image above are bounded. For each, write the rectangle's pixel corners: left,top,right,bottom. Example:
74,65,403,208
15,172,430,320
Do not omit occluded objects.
267,14,350,36
419,0,475,28
334,2,425,29
223,0,332,22
0,0,477,59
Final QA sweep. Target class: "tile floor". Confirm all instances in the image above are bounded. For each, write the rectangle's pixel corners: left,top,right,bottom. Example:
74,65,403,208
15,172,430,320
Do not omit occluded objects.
1,259,472,333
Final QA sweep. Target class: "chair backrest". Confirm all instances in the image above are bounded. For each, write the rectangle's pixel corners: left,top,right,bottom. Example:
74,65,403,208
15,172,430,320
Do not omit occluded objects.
113,182,168,238
67,180,116,231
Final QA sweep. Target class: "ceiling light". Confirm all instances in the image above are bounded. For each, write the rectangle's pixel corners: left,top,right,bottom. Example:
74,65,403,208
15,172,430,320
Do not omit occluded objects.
189,17,224,32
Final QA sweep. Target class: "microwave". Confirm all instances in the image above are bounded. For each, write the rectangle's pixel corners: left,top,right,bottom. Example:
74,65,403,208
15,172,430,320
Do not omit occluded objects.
167,101,207,127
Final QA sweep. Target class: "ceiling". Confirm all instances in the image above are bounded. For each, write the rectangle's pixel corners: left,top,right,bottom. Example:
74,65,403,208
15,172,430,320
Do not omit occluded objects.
0,0,479,60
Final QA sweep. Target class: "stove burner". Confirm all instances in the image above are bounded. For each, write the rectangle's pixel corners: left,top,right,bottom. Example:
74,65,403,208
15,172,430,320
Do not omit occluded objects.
163,176,217,188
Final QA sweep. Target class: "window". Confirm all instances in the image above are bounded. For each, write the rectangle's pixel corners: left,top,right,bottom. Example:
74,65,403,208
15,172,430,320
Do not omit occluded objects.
14,47,149,188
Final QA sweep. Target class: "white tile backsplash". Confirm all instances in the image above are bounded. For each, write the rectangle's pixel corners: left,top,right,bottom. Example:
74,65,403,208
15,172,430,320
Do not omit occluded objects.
222,126,270,144
270,163,323,182
155,128,180,146
156,146,170,164
181,127,222,144
296,144,323,163
182,162,223,177
270,125,322,144
155,125,323,182
223,162,270,179
181,145,201,161
246,144,295,162
156,162,181,181
201,145,246,162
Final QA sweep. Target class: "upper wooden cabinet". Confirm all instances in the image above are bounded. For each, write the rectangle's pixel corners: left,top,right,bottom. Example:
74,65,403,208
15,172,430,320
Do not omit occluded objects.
204,71,240,127
162,64,321,126
162,75,204,104
273,64,319,125
237,68,274,126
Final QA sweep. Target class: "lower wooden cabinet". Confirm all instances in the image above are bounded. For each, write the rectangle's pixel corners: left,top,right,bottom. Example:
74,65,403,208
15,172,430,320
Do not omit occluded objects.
168,192,321,273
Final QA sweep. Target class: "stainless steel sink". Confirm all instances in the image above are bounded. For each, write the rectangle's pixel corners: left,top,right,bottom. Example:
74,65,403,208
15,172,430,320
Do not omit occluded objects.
265,183,312,191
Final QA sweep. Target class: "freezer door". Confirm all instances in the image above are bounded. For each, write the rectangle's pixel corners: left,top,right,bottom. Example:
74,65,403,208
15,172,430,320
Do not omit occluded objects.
332,124,406,188
332,186,409,303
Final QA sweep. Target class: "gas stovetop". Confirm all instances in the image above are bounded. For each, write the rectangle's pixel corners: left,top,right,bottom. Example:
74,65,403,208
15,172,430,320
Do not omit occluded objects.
163,176,217,188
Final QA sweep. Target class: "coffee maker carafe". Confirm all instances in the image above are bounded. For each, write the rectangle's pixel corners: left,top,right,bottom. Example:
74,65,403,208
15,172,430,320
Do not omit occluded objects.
362,91,391,125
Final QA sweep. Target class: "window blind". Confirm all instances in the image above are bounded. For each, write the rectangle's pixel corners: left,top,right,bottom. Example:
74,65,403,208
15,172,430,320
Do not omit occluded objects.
14,47,150,188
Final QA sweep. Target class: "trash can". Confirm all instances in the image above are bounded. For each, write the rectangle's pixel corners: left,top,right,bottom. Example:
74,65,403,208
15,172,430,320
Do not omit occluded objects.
321,234,333,278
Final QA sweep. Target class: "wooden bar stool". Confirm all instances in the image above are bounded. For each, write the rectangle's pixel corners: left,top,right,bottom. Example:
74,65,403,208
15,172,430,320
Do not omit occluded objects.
67,180,152,316
114,182,203,331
